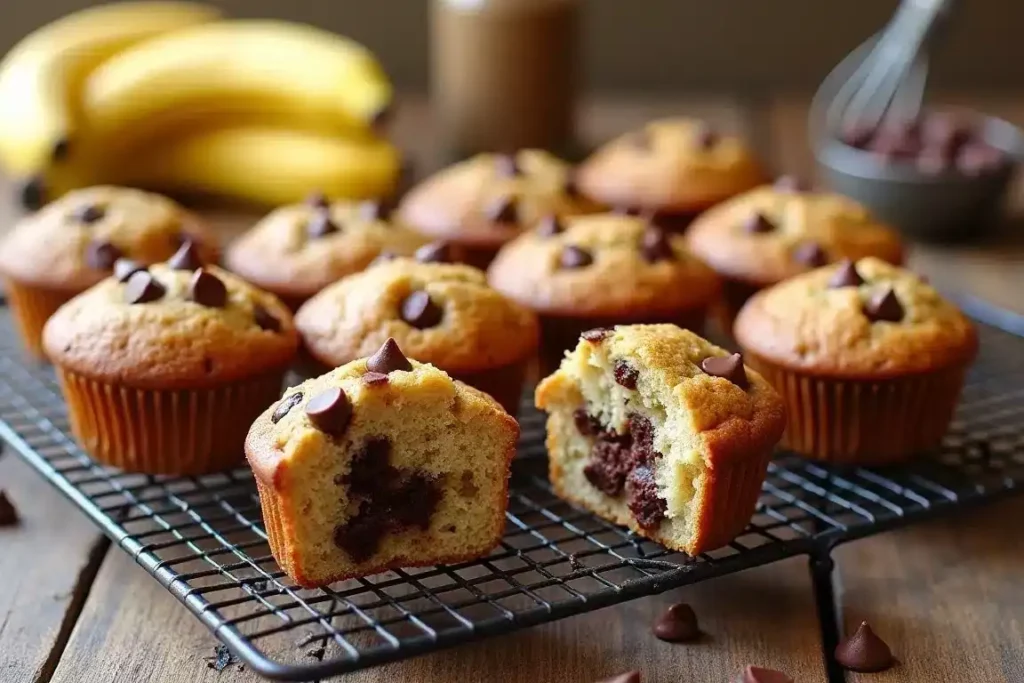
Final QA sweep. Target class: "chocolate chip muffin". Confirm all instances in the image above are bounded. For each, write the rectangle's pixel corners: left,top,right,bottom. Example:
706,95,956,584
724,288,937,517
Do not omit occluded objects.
224,195,426,310
734,258,977,464
685,180,905,331
487,212,720,376
0,186,217,358
246,338,518,587
42,253,297,475
395,150,600,269
535,324,785,556
575,118,765,231
294,252,539,414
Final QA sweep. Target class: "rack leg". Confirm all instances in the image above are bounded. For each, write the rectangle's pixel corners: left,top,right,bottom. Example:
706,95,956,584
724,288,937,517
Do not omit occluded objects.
809,551,846,683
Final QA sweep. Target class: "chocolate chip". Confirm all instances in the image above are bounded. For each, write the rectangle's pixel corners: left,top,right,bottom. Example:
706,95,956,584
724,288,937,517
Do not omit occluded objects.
359,200,390,221
85,240,122,270
834,622,894,673
581,327,611,342
485,195,518,224
305,191,329,209
701,353,749,389
743,212,776,234
168,240,203,270
536,214,564,237
17,175,46,210
793,241,828,267
362,372,389,386
652,603,700,642
640,226,673,262
694,125,718,149
188,268,228,308
0,490,19,526
596,672,640,683
51,137,71,162
560,245,593,269
495,153,520,177
414,241,453,264
305,387,353,436
734,666,793,683
366,337,413,373
272,392,303,423
206,644,238,672
774,175,810,192
828,259,864,288
253,304,281,333
400,290,443,329
573,408,601,436
74,204,105,224
614,360,639,389
113,258,145,283
124,270,165,304
306,211,340,238
306,646,326,662
863,287,904,323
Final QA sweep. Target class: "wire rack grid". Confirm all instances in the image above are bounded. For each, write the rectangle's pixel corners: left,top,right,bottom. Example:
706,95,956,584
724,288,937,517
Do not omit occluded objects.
1,304,1024,681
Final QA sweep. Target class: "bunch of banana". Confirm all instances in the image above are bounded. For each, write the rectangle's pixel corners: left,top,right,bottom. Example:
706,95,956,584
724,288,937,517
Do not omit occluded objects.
0,2,399,209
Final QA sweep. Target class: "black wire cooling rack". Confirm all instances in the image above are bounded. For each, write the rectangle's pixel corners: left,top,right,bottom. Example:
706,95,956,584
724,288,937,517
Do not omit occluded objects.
2,302,1024,682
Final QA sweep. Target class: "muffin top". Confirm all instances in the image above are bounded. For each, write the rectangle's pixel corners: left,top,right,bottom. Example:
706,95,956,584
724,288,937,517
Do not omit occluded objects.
224,196,426,300
486,213,721,318
575,118,765,213
685,182,905,285
295,255,539,373
246,338,517,486
734,258,978,378
43,256,298,389
396,150,599,249
0,186,217,291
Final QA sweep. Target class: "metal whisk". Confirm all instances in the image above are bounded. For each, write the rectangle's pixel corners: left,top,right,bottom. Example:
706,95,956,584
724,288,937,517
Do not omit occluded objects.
810,0,956,147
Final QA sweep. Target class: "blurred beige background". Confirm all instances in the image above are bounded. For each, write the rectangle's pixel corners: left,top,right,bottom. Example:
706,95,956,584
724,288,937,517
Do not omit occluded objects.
2,0,1023,92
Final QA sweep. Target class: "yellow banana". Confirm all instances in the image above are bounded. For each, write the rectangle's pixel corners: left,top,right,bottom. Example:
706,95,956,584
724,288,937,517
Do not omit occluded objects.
82,20,393,152
108,126,401,206
0,1,221,175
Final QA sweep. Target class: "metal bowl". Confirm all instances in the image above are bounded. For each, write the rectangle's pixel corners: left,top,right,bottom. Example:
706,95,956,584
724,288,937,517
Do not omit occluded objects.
815,114,1024,243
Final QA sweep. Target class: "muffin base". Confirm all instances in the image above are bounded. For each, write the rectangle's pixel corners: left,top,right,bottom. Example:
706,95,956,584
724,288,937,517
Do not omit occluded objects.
744,352,969,465
4,279,76,360
56,367,288,475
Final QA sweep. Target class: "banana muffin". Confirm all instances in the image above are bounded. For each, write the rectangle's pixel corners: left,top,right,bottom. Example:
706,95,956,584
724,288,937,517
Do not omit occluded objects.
43,257,297,474
574,118,765,231
487,212,720,375
246,338,518,586
0,186,217,358
685,180,905,331
294,252,539,414
224,194,426,310
535,324,785,556
395,150,600,269
734,258,977,464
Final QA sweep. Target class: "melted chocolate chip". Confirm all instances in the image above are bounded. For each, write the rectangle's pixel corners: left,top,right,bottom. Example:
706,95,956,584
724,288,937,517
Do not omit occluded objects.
583,432,634,496
614,360,639,389
390,473,442,528
597,672,640,683
743,212,776,234
168,240,203,270
271,392,303,423
864,287,904,323
113,258,145,283
735,666,794,683
485,195,519,224
362,372,389,386
74,204,105,224
400,291,443,329
85,240,122,270
124,270,165,304
626,465,667,529
834,622,894,672
652,603,700,642
581,328,612,343
51,137,71,162
366,337,413,373
640,226,673,262
701,353,749,389
793,241,828,267
0,491,19,526
573,409,600,437
253,304,281,333
343,437,394,496
494,153,520,177
306,211,340,238
560,245,593,269
305,387,353,437
536,214,564,237
828,259,865,288
694,125,718,149
17,175,46,211
334,515,388,563
774,175,810,192
628,414,656,467
414,241,453,264
188,268,228,308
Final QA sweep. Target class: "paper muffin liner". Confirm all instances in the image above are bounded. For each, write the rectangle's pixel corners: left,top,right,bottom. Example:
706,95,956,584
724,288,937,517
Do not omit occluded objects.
689,444,775,553
743,352,968,465
55,367,288,475
3,278,76,360
255,479,297,580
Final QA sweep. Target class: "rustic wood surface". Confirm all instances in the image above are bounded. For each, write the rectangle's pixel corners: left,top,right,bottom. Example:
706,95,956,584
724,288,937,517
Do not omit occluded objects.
2,94,1024,683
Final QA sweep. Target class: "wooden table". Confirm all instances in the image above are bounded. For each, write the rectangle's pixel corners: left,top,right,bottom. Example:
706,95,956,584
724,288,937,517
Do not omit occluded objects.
2,94,1024,683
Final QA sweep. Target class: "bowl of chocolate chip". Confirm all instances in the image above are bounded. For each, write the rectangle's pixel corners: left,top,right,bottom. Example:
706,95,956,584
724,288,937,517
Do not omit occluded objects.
816,110,1024,242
